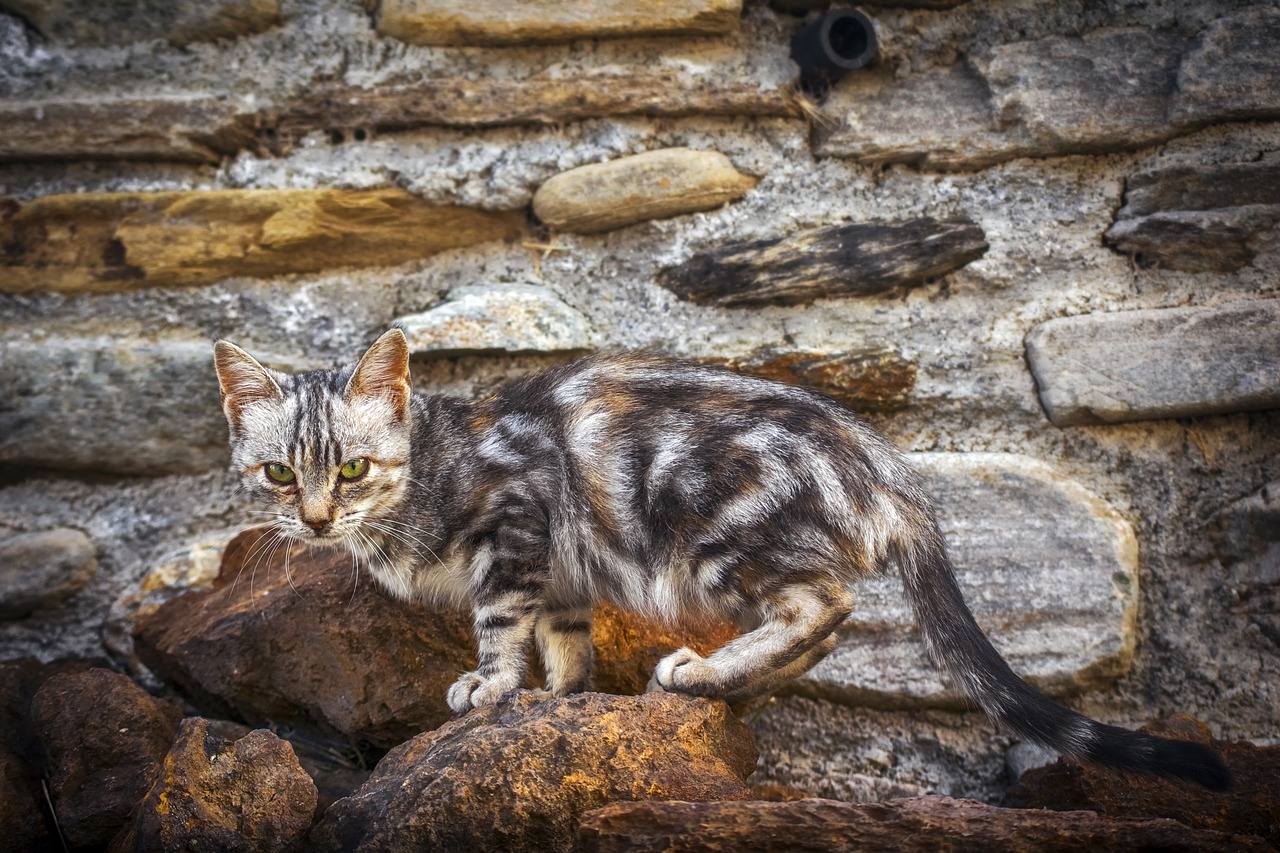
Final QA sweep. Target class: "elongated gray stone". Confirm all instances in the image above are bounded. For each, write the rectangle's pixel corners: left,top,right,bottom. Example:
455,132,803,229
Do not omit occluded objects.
0,529,97,620
0,333,307,475
0,0,279,46
1025,301,1280,427
395,284,593,356
798,453,1139,708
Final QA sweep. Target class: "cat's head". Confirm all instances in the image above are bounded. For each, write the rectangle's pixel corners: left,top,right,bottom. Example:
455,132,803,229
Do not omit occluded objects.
213,329,413,547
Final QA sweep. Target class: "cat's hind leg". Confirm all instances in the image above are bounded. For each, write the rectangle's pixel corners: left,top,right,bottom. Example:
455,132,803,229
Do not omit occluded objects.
648,584,851,701
535,606,595,695
721,630,839,704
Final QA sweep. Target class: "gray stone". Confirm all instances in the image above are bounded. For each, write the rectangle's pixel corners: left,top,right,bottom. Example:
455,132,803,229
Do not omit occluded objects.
1210,481,1280,648
1106,158,1280,272
798,453,1139,708
1006,742,1059,783
0,529,97,620
1025,301,1280,427
396,284,593,356
0,0,280,46
0,332,307,476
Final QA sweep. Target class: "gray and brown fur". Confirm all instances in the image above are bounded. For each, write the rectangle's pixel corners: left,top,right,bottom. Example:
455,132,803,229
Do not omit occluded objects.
214,329,1231,790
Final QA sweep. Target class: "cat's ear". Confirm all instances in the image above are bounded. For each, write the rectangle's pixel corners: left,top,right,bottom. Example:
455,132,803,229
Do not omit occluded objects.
347,328,411,419
214,340,284,431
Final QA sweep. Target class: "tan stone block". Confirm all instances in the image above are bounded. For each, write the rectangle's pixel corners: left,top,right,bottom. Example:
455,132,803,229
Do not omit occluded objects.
532,148,757,235
0,189,524,294
373,0,741,46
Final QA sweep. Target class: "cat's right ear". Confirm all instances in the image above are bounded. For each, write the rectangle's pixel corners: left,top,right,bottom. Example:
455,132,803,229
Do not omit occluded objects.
214,340,283,432
346,328,411,421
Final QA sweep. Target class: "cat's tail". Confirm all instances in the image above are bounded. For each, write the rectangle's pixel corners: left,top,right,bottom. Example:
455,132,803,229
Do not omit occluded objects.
891,526,1233,791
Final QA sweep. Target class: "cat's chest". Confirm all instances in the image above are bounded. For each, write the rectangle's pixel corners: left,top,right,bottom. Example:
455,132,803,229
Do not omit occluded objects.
364,542,473,608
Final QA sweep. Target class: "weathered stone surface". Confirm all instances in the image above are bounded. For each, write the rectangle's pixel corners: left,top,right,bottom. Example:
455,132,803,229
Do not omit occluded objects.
396,284,593,356
573,796,1273,853
30,668,182,849
1210,480,1280,646
1025,301,1280,427
0,99,257,164
309,691,756,853
0,657,98,766
701,347,917,412
0,189,524,294
799,453,1139,708
0,0,279,46
373,0,741,46
111,717,316,853
133,527,477,748
0,744,53,853
590,603,739,697
816,9,1280,170
0,333,286,475
1007,715,1280,848
532,148,757,235
1106,157,1280,272
659,217,987,306
0,528,97,619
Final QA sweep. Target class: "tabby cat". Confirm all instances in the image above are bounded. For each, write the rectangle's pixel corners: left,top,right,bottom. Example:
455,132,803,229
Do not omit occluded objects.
214,329,1230,790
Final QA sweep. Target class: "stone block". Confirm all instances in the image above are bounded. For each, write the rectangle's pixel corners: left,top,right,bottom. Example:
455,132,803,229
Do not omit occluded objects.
395,284,593,356
0,529,97,620
1025,301,1280,427
372,0,741,46
0,0,279,46
532,148,757,235
0,189,524,294
700,347,917,412
659,217,987,306
1106,158,1280,272
799,453,1139,708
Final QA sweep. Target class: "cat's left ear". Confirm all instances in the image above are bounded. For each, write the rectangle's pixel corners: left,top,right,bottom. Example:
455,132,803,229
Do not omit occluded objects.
347,328,411,419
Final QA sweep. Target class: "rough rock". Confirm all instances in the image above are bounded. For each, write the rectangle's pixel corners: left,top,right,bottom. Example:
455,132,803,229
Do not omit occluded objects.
132,526,478,748
1210,480,1280,648
0,743,53,853
815,8,1280,170
1106,157,1280,272
532,148,757,235
0,657,99,765
30,668,183,849
573,796,1273,853
701,347,917,412
396,284,593,356
590,603,739,697
0,0,280,46
0,333,297,475
658,217,987,306
799,453,1139,708
0,528,97,619
0,189,524,294
309,691,756,853
372,0,741,46
111,717,317,853
1006,715,1280,848
1025,300,1280,427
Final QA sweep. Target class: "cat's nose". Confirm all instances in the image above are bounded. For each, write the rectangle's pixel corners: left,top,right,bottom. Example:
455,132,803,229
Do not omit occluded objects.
304,518,331,533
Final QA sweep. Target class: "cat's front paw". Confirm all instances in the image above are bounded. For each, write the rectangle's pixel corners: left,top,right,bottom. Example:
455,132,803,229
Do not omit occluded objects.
646,647,719,696
446,671,518,714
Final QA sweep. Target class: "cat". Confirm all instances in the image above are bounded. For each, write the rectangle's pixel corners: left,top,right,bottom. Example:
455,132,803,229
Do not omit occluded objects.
214,328,1231,790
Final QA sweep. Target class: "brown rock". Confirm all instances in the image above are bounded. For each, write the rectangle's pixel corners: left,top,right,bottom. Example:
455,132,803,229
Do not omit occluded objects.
111,717,317,853
30,668,182,849
0,189,524,294
309,691,757,852
1005,714,1280,848
0,0,279,46
372,0,741,46
573,796,1273,852
532,148,758,235
659,217,988,306
132,527,477,748
700,347,917,412
591,603,739,697
0,657,98,766
0,744,54,853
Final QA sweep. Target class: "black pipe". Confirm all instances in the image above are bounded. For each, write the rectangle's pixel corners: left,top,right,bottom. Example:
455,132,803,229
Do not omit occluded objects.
790,8,877,94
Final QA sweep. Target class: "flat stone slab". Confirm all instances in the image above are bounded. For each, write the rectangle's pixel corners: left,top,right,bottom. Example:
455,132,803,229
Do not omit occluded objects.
0,529,98,620
1106,157,1280,272
0,333,308,475
532,148,757,235
1025,301,1280,427
0,0,279,46
372,0,741,46
699,347,916,412
1,189,524,294
396,284,593,356
799,453,1139,708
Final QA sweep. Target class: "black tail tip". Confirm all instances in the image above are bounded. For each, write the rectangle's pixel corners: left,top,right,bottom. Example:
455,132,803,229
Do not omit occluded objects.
1150,738,1234,792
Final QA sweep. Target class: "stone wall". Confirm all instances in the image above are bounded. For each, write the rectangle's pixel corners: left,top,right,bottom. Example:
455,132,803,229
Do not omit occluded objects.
1,0,1277,803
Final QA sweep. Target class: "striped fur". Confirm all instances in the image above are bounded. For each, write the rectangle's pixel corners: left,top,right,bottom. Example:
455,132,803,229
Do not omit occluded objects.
214,330,1231,791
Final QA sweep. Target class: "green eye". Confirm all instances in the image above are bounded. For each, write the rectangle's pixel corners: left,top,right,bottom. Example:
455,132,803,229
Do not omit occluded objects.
265,462,295,485
339,458,369,480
